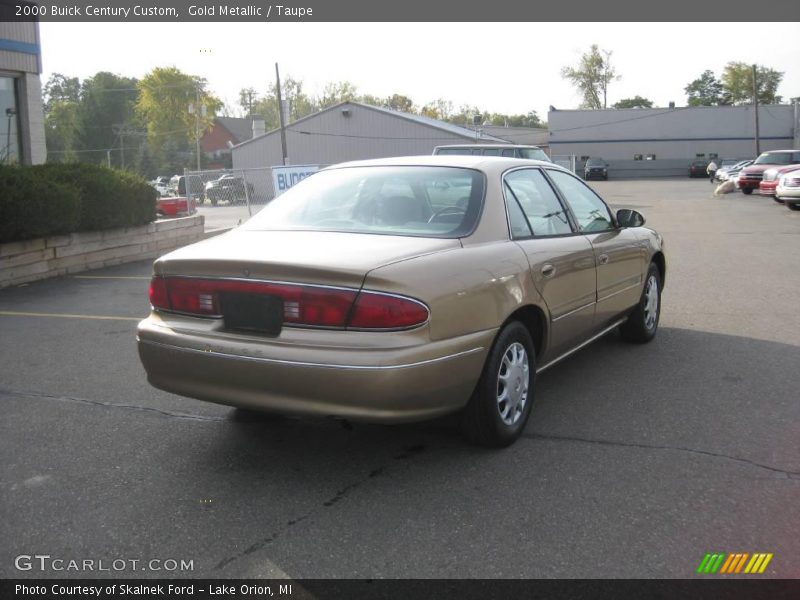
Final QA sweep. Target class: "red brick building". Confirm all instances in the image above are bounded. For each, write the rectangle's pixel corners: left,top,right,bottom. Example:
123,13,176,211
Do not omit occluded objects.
201,117,259,169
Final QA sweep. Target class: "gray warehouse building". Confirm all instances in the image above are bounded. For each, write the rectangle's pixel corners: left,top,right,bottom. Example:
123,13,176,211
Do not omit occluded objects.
548,104,800,177
0,18,46,165
232,101,507,169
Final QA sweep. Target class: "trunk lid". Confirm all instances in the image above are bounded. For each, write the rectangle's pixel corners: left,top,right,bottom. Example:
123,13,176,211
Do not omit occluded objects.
154,229,461,288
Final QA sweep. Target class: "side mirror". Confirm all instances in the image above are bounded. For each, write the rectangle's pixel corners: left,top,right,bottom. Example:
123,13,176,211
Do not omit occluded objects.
616,208,645,228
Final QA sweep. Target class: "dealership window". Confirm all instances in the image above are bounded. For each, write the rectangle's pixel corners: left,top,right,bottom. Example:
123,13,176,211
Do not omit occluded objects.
634,154,643,160
709,153,718,159
696,153,705,158
646,154,656,160
1,76,20,164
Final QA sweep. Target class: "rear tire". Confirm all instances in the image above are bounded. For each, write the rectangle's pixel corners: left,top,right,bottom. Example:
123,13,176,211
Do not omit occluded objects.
742,188,753,195
773,196,784,204
788,202,800,211
461,321,535,448
620,262,661,344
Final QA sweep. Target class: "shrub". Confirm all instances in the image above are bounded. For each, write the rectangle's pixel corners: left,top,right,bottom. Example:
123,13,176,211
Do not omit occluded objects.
0,163,157,243
0,165,81,243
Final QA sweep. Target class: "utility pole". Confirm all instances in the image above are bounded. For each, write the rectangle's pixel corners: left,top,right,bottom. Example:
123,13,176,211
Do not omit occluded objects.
275,63,288,165
188,81,206,172
752,64,761,156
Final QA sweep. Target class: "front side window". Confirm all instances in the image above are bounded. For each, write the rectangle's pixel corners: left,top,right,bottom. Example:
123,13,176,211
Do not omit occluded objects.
245,166,484,238
503,169,573,237
546,169,614,233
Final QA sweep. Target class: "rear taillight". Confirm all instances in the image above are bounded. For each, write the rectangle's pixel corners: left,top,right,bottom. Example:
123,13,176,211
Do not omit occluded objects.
149,277,169,310
148,277,428,330
348,292,429,329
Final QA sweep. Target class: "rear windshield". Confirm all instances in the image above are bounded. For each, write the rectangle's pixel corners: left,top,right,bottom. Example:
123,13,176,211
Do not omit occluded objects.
754,152,800,165
245,166,485,238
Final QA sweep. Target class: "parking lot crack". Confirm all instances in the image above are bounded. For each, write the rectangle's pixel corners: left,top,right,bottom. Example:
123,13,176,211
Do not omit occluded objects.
525,432,800,478
0,387,225,423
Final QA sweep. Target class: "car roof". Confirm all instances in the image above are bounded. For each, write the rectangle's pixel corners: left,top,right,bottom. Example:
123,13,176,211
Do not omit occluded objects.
325,154,565,173
434,144,542,149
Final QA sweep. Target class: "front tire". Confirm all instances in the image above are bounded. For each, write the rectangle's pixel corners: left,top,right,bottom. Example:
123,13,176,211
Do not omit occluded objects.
742,188,753,195
788,202,800,211
461,321,535,448
773,196,784,204
620,262,661,344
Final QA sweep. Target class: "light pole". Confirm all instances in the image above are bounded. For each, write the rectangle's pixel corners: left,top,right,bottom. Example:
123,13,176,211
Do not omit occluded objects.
5,107,16,163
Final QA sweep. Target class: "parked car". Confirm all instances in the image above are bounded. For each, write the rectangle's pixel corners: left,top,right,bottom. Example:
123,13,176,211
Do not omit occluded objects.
434,144,551,162
758,164,800,202
138,155,665,448
158,175,198,218
737,149,800,195
584,158,609,180
688,160,709,178
715,160,753,182
204,173,256,206
156,195,196,218
775,169,800,210
150,176,170,197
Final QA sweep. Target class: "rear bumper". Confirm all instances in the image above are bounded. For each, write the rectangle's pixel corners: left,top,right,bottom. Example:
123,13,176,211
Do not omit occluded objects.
758,183,778,196
137,314,494,423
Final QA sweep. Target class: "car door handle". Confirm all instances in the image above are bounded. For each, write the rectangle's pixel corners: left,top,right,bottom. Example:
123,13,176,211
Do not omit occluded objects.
541,264,556,277
598,254,609,265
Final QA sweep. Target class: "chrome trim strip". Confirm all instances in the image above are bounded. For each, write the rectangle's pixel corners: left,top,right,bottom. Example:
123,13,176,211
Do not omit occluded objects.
538,318,626,374
138,338,485,371
551,301,596,323
597,280,641,303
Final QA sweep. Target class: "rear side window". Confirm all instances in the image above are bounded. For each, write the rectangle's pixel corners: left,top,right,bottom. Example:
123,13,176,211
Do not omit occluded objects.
504,169,573,237
546,170,614,233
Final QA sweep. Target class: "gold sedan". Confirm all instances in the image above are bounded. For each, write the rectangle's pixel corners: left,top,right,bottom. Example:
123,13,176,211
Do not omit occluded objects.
137,156,665,447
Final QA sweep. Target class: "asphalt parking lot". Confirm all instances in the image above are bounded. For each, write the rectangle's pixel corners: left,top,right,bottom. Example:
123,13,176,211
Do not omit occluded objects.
1,179,799,579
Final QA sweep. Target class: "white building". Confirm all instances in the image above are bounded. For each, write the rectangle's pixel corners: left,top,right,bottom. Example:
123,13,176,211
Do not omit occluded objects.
232,101,507,169
548,104,800,177
0,19,46,165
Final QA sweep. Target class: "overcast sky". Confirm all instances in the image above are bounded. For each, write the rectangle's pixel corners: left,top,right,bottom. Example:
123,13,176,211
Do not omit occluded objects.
40,22,800,119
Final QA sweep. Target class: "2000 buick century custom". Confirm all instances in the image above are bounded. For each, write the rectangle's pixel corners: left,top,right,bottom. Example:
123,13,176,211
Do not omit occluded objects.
138,156,665,447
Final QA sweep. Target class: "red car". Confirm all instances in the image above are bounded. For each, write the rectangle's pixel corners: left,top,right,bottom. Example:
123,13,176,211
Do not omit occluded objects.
758,164,800,201
156,196,196,218
738,149,800,195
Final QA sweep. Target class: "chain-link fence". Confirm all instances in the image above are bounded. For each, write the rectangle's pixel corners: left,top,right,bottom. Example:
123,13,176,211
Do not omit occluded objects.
550,154,577,173
184,165,326,232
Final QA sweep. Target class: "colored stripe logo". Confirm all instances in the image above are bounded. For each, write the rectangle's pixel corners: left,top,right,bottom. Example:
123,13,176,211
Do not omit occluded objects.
697,553,773,574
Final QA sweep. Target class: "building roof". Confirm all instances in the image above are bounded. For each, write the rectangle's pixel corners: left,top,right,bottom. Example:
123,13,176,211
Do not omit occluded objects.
216,117,256,144
359,102,508,142
232,101,507,150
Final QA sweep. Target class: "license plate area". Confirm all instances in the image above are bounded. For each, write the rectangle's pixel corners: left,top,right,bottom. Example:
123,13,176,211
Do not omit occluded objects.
219,292,283,336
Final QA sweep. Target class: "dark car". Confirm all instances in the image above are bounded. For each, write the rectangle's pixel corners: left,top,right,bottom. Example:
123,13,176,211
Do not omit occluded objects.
584,158,608,180
204,174,256,206
688,160,708,178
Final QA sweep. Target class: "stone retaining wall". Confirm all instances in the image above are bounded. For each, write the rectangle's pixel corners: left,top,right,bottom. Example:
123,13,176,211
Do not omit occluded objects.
0,215,204,289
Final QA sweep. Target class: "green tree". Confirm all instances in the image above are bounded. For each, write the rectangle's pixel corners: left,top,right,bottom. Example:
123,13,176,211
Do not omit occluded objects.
420,98,453,120
561,44,619,109
43,73,80,114
613,96,654,109
77,72,140,169
721,62,784,105
384,94,415,112
685,70,727,106
318,81,359,108
136,67,222,159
